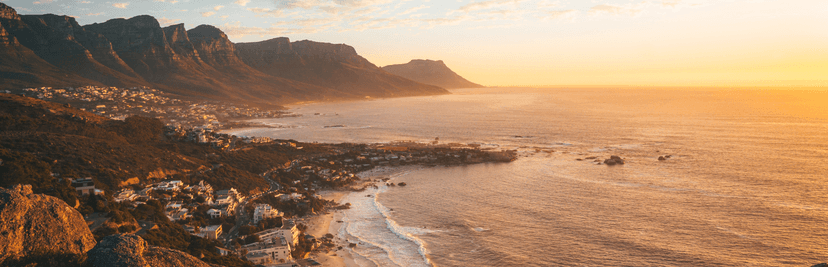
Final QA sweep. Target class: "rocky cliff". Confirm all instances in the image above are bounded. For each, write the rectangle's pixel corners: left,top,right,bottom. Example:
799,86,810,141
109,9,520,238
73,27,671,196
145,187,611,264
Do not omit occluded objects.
0,3,102,89
87,234,218,267
0,184,97,266
238,37,451,98
382,59,483,89
1,3,449,105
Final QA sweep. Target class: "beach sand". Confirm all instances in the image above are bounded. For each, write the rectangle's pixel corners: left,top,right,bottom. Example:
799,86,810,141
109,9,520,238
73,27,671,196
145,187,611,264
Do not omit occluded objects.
302,190,358,267
300,166,425,267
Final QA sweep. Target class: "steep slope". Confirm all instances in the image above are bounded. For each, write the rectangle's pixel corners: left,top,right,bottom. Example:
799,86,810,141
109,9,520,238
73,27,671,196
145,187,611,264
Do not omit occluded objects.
236,37,449,98
186,25,346,103
19,14,149,87
0,3,101,89
382,59,483,89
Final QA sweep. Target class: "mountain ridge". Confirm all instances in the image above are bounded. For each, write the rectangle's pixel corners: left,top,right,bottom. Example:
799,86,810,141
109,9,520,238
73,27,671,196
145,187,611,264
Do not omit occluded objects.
382,59,484,89
0,3,448,105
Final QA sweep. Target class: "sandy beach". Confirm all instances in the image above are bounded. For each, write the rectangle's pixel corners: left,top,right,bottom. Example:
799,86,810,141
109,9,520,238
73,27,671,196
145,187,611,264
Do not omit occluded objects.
300,190,358,267
299,166,425,267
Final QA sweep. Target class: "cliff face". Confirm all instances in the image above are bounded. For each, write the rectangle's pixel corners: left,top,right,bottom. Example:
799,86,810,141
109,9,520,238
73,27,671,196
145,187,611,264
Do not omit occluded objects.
0,185,97,265
1,3,449,104
87,234,217,267
19,14,149,87
237,37,450,98
382,59,483,89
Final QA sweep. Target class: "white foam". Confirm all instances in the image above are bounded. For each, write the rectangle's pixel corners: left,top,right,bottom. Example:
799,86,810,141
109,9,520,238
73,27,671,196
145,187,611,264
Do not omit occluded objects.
336,183,433,267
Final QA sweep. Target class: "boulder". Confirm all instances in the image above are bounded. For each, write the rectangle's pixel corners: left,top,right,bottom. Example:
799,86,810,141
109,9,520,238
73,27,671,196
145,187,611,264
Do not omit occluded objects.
397,182,407,186
0,184,97,265
658,156,666,161
604,156,625,165
87,234,217,267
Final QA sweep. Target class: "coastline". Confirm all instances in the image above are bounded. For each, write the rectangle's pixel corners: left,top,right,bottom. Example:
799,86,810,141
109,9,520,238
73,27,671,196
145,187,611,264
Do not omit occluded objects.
300,190,358,267
301,165,428,267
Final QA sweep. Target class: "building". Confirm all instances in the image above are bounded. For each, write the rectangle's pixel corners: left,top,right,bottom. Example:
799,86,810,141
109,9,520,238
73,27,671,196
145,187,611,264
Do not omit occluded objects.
216,247,233,256
70,178,99,196
113,189,136,203
198,225,222,239
255,220,300,247
242,236,292,264
253,204,283,224
207,209,223,219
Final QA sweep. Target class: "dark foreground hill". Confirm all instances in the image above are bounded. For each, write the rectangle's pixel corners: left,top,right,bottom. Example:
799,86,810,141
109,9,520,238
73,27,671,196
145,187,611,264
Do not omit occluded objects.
0,3,448,105
0,92,333,199
382,59,484,89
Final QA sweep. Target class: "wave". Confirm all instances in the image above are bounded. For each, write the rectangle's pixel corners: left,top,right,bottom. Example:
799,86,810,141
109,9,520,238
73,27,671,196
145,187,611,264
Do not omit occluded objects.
337,176,434,267
372,185,435,266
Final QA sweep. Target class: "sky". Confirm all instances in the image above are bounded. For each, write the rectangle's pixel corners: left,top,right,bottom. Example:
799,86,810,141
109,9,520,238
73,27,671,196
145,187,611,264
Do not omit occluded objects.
3,0,828,87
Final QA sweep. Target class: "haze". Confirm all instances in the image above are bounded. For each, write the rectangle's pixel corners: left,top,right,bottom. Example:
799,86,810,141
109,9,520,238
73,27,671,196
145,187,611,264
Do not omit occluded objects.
9,0,827,87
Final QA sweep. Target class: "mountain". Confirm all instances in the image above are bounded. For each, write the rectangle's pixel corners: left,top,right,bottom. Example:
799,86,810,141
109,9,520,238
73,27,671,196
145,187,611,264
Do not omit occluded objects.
382,59,484,89
0,3,105,89
236,38,449,98
0,3,448,105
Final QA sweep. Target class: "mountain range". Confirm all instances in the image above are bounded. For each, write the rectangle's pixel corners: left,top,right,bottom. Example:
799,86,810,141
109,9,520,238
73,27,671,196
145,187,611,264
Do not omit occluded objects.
383,59,484,89
0,3,485,105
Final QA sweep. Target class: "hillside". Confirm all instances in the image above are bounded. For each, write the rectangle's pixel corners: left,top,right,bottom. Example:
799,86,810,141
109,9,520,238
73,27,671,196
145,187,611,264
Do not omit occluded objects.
0,93,334,197
0,3,448,105
382,59,484,89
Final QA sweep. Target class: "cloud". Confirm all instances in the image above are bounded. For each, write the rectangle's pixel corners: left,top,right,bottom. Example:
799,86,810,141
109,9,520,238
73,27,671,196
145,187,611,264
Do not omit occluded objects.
201,11,216,17
234,0,250,6
33,0,54,4
214,5,224,11
79,1,92,4
112,3,129,9
456,0,524,13
247,7,282,17
86,12,104,16
154,0,179,3
157,17,180,26
588,4,644,16
220,15,229,20
399,5,428,16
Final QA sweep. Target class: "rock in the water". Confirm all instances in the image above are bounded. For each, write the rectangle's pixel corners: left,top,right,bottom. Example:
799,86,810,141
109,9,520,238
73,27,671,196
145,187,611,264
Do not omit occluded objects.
0,184,97,265
603,156,625,165
810,264,827,267
87,234,216,267
658,156,666,161
397,182,407,186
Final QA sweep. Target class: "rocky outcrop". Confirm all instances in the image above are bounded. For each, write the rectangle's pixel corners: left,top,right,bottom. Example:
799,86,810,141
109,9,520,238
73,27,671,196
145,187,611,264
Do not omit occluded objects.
382,59,484,89
0,2,20,20
0,184,97,265
604,155,625,165
87,234,217,267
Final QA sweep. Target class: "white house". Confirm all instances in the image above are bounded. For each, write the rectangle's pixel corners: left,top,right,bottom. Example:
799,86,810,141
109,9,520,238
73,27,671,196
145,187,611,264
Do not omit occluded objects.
242,236,292,264
197,225,222,239
253,204,283,224
207,209,223,219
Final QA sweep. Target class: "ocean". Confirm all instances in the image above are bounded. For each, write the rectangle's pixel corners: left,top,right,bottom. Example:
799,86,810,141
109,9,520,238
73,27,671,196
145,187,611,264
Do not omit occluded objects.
229,87,828,266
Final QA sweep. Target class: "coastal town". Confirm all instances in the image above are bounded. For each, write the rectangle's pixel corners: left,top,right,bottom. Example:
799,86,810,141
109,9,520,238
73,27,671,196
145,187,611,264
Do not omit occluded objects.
46,100,517,267
10,86,288,129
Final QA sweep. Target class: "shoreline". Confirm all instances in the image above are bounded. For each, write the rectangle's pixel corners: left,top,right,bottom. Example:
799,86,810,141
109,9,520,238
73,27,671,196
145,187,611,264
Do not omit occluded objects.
300,165,428,267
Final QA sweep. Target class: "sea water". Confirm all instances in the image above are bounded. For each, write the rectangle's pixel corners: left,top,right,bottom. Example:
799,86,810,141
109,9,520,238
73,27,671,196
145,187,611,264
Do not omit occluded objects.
229,88,828,266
